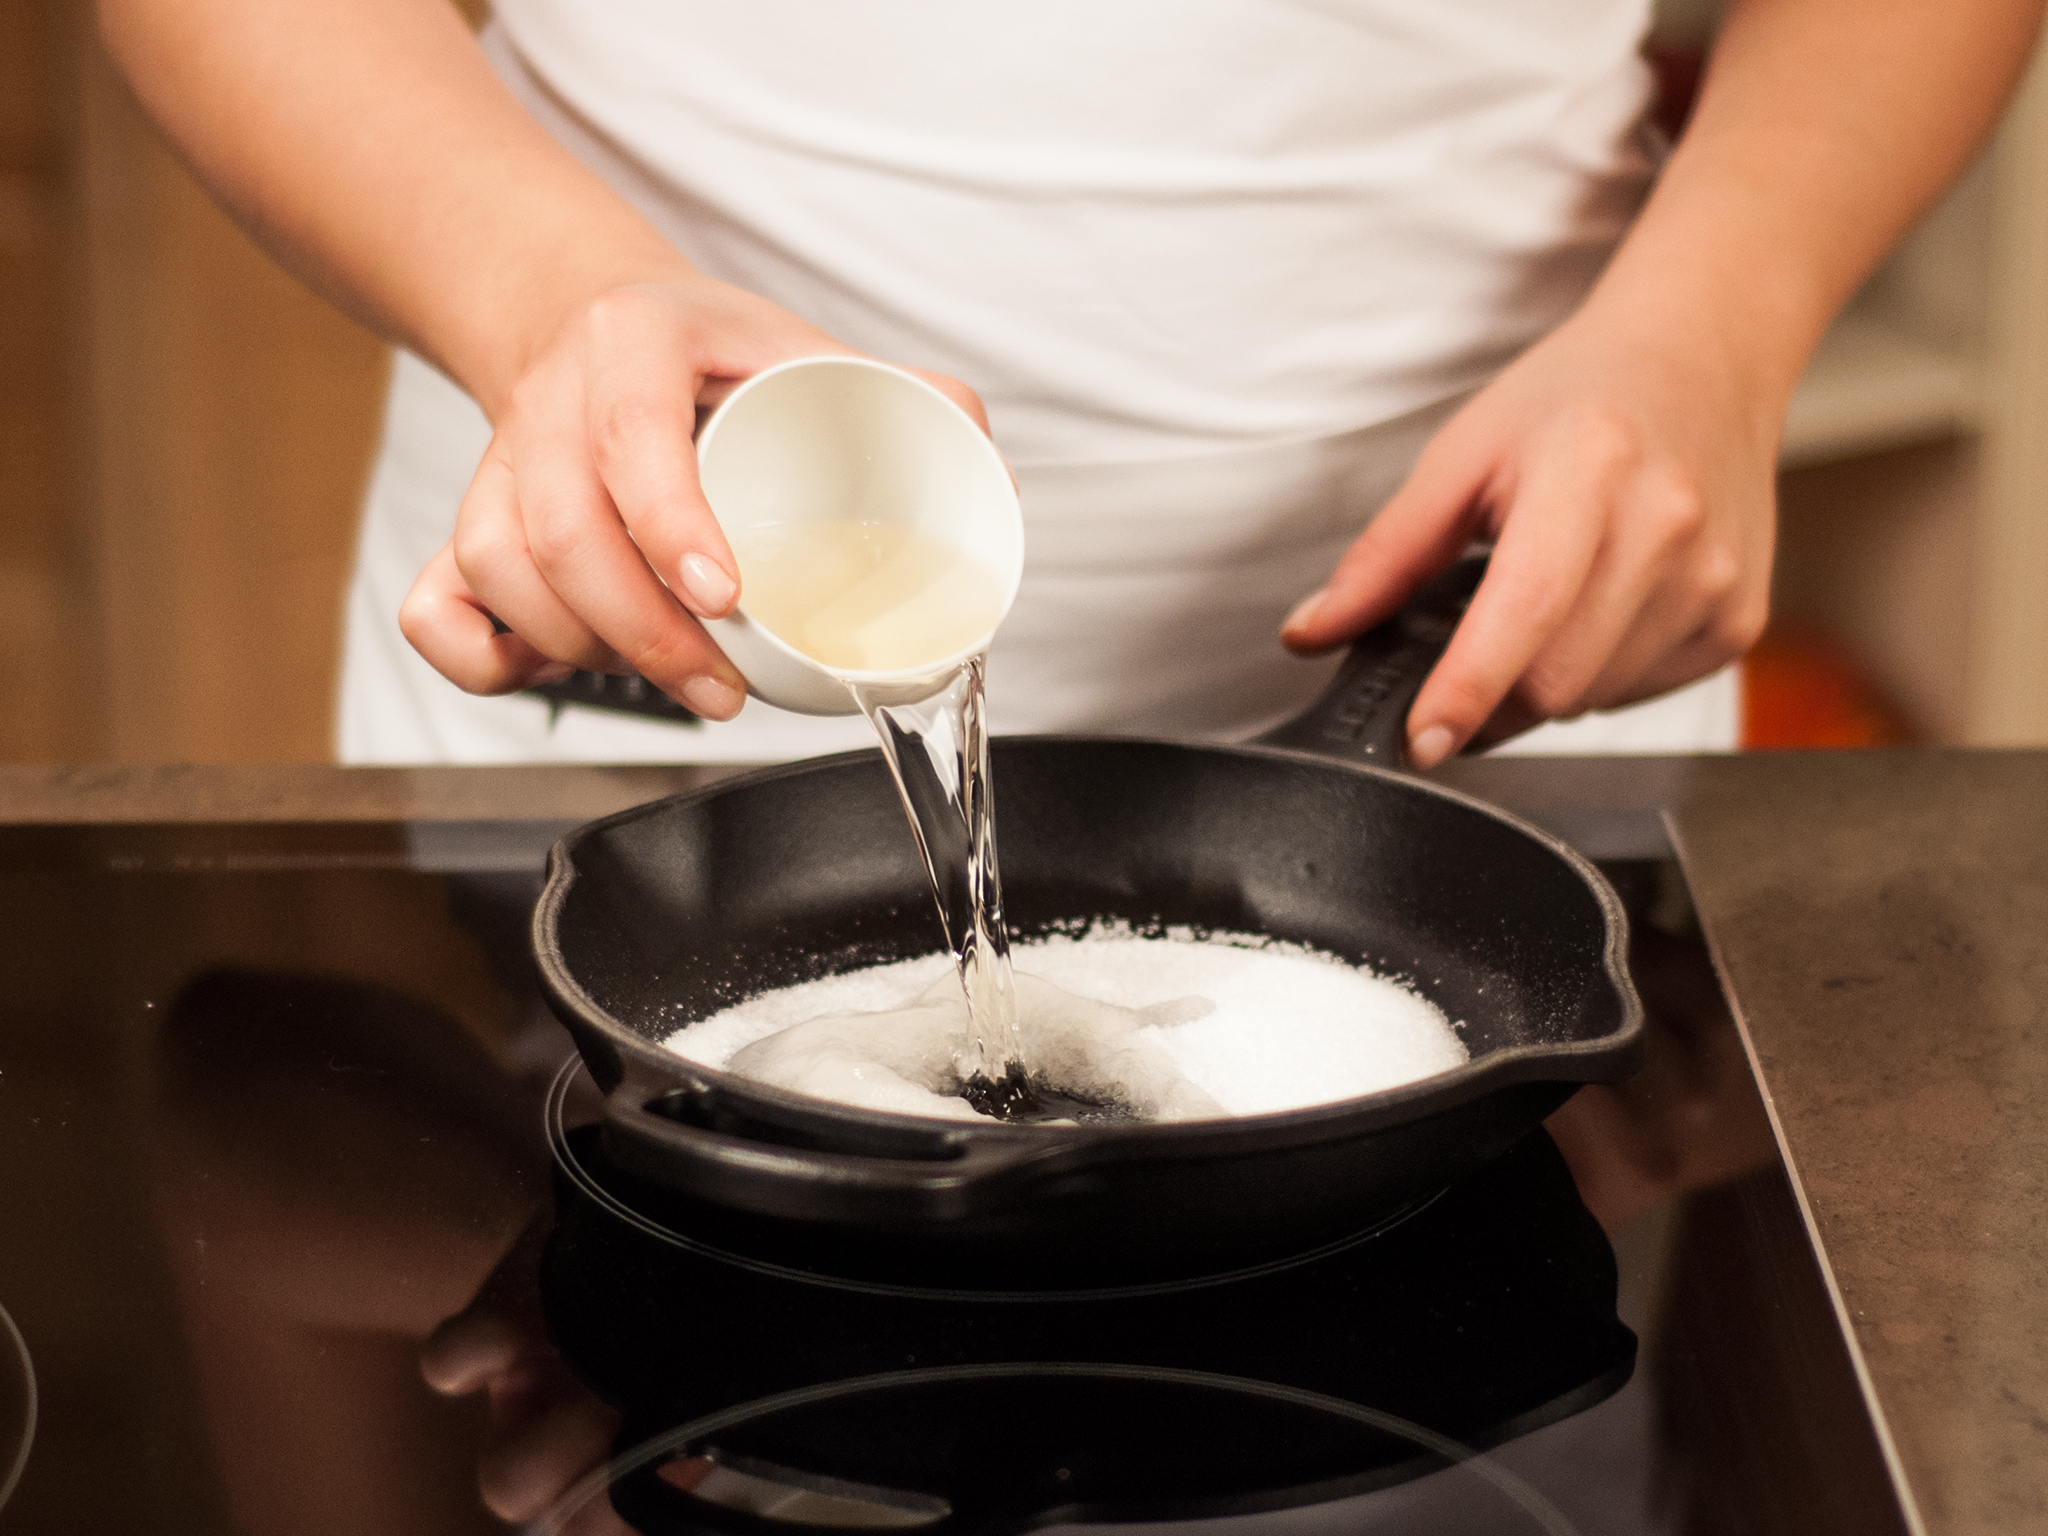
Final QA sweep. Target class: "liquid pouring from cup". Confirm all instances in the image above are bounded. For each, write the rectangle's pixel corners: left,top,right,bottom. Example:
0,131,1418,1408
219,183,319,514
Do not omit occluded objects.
694,355,1037,1116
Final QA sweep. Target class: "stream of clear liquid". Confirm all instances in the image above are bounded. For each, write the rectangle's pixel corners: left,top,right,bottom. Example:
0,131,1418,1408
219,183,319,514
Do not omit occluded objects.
851,656,1040,1119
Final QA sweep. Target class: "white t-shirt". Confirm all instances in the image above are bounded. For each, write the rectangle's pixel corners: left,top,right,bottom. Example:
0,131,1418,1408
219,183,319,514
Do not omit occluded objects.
339,1,1738,763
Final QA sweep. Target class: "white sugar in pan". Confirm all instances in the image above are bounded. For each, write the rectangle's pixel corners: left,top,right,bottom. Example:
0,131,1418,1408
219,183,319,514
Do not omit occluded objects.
660,925,1468,1124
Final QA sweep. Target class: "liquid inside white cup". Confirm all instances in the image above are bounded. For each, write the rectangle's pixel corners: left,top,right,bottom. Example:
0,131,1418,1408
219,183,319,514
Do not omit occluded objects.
730,520,1007,673
697,356,1023,715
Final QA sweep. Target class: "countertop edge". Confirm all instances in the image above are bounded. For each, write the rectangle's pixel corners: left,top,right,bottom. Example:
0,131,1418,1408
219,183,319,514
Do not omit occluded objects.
1666,807,1930,1536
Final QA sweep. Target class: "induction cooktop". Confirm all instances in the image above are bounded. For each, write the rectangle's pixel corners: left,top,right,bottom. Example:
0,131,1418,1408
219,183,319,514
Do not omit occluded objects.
0,820,1908,1534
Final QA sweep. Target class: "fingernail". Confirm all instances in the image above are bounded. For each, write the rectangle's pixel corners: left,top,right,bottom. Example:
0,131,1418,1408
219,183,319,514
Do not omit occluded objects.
1281,589,1328,636
679,552,738,617
1409,725,1456,769
680,674,744,720
532,661,576,685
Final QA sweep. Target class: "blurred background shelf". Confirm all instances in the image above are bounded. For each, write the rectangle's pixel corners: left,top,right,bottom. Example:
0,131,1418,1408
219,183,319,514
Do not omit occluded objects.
1780,310,1982,471
1772,53,2048,750
1655,0,2048,750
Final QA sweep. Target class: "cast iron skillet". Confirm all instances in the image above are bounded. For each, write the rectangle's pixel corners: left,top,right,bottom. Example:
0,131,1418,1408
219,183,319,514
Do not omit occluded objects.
533,557,1642,1278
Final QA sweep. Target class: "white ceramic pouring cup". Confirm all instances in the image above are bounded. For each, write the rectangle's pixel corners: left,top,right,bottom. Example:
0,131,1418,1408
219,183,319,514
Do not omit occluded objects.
696,356,1025,716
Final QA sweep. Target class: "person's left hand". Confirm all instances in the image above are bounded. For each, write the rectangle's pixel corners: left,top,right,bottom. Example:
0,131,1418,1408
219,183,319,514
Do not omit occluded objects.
1280,295,1779,766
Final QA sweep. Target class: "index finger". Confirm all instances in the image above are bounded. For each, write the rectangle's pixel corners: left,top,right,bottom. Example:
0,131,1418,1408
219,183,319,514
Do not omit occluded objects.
1282,418,1495,655
1403,461,1608,766
583,297,854,622
584,333,741,622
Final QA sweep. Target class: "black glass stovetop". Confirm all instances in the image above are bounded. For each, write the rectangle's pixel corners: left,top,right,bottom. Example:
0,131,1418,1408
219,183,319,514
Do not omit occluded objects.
0,820,1908,1534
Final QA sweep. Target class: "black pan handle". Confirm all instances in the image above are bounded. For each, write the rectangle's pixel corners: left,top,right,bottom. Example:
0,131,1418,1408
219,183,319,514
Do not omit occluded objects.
601,1076,1087,1225
1254,552,1487,765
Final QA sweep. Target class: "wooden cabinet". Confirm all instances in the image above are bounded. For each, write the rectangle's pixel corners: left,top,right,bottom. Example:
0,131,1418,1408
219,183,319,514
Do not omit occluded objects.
79,36,390,763
1,0,95,763
1,0,390,764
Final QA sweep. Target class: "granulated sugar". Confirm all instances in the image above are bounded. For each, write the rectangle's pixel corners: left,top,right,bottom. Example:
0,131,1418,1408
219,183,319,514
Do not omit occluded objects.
662,926,1467,1122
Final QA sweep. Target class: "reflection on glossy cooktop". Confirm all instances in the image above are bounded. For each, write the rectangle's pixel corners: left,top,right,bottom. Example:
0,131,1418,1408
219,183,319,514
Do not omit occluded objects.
0,830,1907,1534
543,1099,1633,1533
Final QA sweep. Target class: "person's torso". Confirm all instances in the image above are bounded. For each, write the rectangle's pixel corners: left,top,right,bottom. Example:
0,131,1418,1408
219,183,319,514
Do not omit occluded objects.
487,0,1656,464
342,3,1720,765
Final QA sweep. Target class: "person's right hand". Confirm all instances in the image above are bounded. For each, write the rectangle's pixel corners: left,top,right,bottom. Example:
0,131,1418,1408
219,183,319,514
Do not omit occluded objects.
398,272,989,719
421,1212,630,1532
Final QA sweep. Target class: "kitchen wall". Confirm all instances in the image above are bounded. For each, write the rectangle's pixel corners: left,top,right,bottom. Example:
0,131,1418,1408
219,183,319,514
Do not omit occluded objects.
2,1,2044,763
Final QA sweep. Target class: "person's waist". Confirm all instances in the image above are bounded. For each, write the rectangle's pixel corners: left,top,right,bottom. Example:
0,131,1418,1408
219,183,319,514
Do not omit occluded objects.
1013,395,1467,568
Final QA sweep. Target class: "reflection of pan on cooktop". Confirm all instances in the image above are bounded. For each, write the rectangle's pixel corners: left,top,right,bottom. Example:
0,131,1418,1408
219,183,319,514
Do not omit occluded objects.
564,1367,1595,1536
540,1115,1636,1525
533,557,1645,1279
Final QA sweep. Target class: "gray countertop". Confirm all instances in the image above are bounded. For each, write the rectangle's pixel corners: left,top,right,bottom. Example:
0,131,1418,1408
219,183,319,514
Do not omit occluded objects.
3,750,2042,1533
1462,749,2048,1536
1659,751,2048,1536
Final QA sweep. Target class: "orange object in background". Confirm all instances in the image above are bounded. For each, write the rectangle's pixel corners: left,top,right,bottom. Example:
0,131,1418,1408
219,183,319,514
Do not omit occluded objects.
1741,621,1918,749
